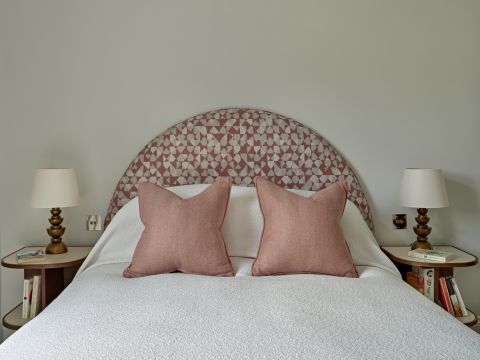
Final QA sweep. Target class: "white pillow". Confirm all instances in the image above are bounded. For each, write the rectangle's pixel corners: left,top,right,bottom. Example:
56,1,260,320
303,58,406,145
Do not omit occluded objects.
341,199,398,273
221,186,263,258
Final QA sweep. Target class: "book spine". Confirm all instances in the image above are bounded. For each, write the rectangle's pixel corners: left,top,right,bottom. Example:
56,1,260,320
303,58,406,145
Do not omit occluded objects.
407,272,419,292
450,277,468,316
29,275,42,319
406,272,424,293
17,256,46,264
446,277,463,317
21,280,28,318
423,268,434,301
439,277,455,316
22,278,33,319
412,267,433,301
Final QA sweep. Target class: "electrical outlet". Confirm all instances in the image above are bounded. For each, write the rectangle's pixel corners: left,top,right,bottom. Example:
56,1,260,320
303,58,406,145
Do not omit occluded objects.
86,215,102,231
392,214,407,229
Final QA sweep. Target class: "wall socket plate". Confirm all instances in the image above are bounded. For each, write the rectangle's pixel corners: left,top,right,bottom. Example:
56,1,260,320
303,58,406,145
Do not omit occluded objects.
392,214,407,230
86,215,102,231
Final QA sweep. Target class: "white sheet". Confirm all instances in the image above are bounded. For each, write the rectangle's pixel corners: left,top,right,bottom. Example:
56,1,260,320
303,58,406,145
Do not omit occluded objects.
230,257,254,276
1,263,479,359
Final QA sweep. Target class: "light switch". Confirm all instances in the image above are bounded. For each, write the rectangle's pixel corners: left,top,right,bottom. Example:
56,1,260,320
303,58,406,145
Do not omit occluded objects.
86,215,102,231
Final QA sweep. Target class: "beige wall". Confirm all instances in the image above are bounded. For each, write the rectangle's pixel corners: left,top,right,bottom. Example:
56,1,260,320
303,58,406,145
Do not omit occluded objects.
1,0,480,339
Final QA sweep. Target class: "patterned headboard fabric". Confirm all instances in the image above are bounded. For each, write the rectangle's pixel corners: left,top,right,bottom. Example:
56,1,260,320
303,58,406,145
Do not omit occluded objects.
105,108,373,229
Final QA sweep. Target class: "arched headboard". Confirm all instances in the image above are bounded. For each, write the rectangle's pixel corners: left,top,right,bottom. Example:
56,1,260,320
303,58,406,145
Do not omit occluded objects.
105,108,373,229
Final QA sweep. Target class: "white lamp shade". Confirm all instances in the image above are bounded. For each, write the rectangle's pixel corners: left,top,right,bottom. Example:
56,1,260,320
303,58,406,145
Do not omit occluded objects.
399,168,449,208
30,168,80,208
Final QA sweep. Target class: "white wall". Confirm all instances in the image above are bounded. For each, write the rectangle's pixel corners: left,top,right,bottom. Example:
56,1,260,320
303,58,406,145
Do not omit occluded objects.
0,0,8,337
0,2,7,336
1,0,479,339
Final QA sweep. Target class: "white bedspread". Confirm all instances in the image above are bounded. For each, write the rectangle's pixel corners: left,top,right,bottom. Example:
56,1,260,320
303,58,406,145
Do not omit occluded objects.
1,263,479,359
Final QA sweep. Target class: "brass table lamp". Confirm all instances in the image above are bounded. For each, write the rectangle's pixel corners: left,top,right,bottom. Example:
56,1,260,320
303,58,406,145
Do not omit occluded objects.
399,168,449,250
30,168,80,254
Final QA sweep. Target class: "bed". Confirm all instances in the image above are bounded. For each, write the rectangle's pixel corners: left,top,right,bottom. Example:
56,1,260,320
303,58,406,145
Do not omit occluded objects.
1,108,479,359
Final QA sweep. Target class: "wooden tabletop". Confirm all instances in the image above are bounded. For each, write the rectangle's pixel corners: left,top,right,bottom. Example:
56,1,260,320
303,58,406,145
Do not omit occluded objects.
382,246,478,268
1,246,92,269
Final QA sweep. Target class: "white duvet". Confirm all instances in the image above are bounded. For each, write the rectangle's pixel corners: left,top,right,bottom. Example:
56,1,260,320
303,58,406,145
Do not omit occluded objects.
1,262,479,359
1,192,479,359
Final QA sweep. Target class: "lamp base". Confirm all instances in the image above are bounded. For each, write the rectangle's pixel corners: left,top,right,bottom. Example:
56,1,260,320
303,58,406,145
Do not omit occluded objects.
45,208,68,254
410,239,433,251
410,208,434,251
46,241,68,254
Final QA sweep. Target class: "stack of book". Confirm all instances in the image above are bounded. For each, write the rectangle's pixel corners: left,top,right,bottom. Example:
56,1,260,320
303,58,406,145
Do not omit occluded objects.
22,275,42,320
16,249,46,264
406,266,434,301
407,248,454,262
439,276,468,318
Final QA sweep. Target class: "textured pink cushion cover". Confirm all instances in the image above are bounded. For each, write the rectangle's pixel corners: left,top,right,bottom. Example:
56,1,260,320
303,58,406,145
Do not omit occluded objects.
123,178,234,278
252,177,358,277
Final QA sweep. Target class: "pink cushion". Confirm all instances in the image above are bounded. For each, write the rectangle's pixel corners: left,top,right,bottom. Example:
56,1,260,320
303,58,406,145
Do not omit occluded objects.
123,178,234,278
252,177,358,277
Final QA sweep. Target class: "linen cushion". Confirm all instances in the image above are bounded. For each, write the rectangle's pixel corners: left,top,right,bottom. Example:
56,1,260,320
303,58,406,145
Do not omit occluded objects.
123,178,234,277
252,177,358,277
